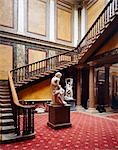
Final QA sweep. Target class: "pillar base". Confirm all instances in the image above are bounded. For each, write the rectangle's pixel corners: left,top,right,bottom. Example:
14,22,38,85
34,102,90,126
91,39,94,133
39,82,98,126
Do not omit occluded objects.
86,108,98,113
76,105,86,111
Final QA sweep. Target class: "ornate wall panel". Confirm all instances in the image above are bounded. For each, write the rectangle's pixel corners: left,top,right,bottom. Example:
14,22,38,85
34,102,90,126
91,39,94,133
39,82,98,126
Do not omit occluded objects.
0,0,13,27
28,49,46,64
27,0,47,36
56,0,73,43
87,0,105,30
0,44,13,79
0,0,17,32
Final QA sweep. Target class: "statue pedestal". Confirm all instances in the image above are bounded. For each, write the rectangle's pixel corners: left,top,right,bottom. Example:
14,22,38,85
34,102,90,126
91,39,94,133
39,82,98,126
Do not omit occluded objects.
65,98,76,111
47,104,72,129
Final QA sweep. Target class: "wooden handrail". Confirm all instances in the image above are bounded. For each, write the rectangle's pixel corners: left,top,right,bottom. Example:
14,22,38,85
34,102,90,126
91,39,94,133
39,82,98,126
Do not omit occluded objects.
8,71,35,136
8,71,35,109
10,49,76,72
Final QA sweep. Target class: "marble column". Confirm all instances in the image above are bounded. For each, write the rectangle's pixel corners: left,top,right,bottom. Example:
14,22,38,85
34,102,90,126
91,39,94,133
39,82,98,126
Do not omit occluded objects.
88,65,95,108
77,69,82,106
73,5,79,47
17,0,25,34
49,0,55,42
81,5,86,39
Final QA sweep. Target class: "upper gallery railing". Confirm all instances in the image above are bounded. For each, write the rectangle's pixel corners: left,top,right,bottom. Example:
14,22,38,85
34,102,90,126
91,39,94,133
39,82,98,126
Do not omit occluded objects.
10,0,118,84
77,0,118,52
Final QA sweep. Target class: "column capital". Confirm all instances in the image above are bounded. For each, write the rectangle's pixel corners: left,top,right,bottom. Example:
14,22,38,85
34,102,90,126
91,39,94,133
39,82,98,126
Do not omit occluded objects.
87,61,96,67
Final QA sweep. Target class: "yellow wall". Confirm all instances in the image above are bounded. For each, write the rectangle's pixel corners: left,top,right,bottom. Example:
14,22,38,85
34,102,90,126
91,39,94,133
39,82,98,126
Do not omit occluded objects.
95,32,118,56
18,79,52,101
87,0,105,30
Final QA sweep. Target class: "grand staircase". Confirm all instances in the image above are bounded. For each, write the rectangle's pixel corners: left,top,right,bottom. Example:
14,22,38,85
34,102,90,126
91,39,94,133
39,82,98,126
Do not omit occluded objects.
0,0,118,143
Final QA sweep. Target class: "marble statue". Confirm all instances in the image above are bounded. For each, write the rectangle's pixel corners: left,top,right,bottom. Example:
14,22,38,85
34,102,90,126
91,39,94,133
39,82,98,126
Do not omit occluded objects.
65,78,73,100
51,72,67,105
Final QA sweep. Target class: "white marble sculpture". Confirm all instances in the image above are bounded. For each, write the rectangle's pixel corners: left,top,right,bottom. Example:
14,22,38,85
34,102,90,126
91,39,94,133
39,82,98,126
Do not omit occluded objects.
51,72,67,105
65,78,73,100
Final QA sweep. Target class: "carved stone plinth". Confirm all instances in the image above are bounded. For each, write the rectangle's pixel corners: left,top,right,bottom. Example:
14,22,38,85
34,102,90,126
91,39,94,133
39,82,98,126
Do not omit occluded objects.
47,104,71,129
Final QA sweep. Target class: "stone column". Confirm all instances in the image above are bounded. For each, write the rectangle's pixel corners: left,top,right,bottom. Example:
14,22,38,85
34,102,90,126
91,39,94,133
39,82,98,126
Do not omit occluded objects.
77,69,82,106
105,65,110,105
88,65,95,109
81,5,86,39
73,5,79,47
17,0,25,34
49,0,55,42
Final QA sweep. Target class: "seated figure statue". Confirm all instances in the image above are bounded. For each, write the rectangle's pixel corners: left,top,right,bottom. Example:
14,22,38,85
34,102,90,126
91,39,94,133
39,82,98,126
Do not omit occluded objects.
51,72,67,105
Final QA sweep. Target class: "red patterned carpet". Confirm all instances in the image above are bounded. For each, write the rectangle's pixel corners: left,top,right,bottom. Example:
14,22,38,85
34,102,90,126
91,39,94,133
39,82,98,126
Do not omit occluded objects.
1,112,118,150
106,113,118,120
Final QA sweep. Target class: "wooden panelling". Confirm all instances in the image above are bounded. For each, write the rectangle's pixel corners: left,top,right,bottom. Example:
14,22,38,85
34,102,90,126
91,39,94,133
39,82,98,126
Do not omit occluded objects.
18,79,52,100
27,0,47,36
56,1,72,42
0,44,13,80
28,49,46,64
87,0,105,30
95,32,118,56
0,0,14,28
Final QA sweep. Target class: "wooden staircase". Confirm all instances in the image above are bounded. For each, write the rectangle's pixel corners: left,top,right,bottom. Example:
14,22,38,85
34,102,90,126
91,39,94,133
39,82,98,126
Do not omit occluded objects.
0,0,117,143
0,79,35,143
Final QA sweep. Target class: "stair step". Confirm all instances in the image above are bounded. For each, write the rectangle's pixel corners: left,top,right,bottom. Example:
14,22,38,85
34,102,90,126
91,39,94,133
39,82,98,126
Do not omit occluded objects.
1,133,18,141
0,126,15,134
40,72,49,76
0,95,10,99
56,66,65,70
0,105,11,109
0,99,11,104
0,92,10,96
23,79,34,82
0,80,8,84
1,108,12,110
0,86,9,89
15,83,23,87
36,74,45,78
0,119,14,126
0,113,13,119
30,77,40,80
45,70,54,74
0,89,9,92
17,81,29,84
0,108,12,113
